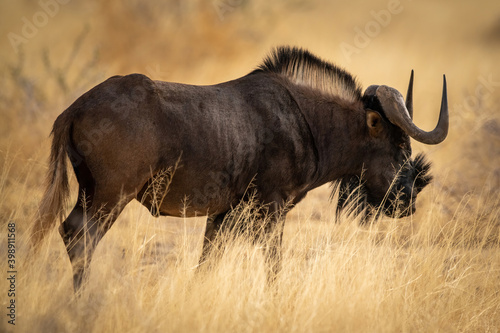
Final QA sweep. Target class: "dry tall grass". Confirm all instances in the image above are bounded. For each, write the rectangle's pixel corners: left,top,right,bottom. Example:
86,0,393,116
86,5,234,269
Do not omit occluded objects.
1,0,499,332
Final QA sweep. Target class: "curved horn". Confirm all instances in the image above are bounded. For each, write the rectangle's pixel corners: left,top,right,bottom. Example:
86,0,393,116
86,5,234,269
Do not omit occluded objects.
364,84,379,97
376,74,448,145
406,70,414,119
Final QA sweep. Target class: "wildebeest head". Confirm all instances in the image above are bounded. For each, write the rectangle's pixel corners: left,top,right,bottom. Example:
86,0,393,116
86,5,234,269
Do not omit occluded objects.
343,71,448,219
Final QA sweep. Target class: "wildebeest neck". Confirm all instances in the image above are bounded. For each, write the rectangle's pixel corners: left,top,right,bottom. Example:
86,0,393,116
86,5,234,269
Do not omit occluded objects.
285,84,368,186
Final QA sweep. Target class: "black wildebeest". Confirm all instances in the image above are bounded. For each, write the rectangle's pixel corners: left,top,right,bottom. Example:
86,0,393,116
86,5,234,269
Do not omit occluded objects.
33,46,448,290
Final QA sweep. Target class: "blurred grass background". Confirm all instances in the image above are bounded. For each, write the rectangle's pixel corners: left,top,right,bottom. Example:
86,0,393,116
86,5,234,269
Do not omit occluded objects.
0,0,499,332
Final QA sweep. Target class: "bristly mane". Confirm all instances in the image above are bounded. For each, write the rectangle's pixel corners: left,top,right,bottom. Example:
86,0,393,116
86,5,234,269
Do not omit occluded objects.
254,46,362,103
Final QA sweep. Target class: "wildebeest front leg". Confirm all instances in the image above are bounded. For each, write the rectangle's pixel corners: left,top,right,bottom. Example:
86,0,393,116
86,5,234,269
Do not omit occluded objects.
257,202,286,282
198,211,228,268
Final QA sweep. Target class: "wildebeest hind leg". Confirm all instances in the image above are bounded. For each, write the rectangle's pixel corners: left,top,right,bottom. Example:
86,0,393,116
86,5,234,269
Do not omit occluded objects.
59,187,133,292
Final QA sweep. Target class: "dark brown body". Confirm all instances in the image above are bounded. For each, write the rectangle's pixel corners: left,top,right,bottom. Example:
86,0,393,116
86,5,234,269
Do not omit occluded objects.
65,72,362,215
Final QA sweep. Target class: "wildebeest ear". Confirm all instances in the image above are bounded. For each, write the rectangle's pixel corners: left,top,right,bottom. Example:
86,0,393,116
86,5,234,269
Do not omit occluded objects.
366,110,383,137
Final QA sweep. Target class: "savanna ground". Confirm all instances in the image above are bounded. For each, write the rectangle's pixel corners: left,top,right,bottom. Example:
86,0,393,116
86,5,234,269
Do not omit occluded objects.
1,0,499,332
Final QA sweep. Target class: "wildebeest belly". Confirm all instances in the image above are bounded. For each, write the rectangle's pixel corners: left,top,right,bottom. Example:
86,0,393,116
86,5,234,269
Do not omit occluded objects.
137,165,248,218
